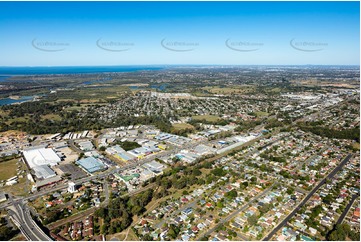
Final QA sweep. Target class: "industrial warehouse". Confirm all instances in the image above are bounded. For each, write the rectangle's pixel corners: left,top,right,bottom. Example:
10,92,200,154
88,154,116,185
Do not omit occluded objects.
21,147,63,189
75,156,106,174
22,147,61,168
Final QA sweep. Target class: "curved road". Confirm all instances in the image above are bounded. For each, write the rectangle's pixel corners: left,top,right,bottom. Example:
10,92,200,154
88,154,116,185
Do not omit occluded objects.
7,197,52,241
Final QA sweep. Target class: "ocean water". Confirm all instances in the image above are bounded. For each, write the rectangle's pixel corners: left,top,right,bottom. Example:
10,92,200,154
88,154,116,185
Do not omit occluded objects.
0,76,10,82
0,66,164,75
0,96,35,106
0,66,165,105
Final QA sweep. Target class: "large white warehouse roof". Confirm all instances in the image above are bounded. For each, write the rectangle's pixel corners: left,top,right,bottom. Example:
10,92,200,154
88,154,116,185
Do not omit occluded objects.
23,148,61,169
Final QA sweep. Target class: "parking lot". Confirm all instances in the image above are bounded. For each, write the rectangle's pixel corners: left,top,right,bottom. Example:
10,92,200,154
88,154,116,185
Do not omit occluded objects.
58,164,87,180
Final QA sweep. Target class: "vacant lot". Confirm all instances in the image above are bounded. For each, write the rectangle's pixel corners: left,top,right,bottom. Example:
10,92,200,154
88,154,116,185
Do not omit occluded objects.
192,115,220,122
202,85,255,94
172,123,195,131
41,113,62,121
0,158,18,180
108,228,139,241
255,111,269,117
64,103,108,112
5,115,30,125
1,177,29,196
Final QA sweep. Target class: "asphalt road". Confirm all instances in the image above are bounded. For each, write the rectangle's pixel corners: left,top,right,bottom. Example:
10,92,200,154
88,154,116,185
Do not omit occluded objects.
154,190,204,229
0,145,181,209
1,127,270,211
262,153,353,241
1,135,237,209
292,147,328,172
8,209,33,240
336,194,359,225
197,183,277,240
0,127,278,240
46,182,155,230
7,196,51,241
68,139,83,153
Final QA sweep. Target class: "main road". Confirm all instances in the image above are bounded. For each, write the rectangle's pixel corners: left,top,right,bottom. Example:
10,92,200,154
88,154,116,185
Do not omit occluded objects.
7,195,52,241
46,182,155,230
0,125,276,241
336,193,359,225
0,131,266,209
0,140,192,209
262,153,353,241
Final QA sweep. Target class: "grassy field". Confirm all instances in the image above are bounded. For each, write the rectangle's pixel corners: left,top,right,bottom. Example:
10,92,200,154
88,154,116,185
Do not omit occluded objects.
353,142,360,150
5,116,30,125
0,157,30,196
254,111,269,117
1,177,29,196
5,112,61,123
172,123,195,131
0,110,8,116
202,85,255,94
189,91,213,97
192,115,220,122
0,158,18,180
52,86,130,101
269,87,282,93
63,105,83,111
107,228,139,241
64,103,108,111
41,114,62,121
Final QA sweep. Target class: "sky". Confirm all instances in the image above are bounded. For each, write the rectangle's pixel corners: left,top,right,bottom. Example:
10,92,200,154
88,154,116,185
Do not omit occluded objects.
0,1,359,66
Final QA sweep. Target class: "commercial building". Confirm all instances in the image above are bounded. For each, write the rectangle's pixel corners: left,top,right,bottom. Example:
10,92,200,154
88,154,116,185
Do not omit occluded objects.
115,152,136,162
106,145,125,155
192,144,216,156
76,157,105,173
35,175,62,189
33,165,57,179
143,161,165,172
0,192,7,202
77,140,94,151
141,169,154,180
68,181,77,193
216,134,258,154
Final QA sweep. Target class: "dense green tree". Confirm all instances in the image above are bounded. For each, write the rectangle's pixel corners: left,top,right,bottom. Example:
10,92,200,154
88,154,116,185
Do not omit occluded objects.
225,189,238,199
0,226,18,241
259,203,272,214
327,223,360,241
298,123,360,142
212,167,227,177
247,214,258,226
